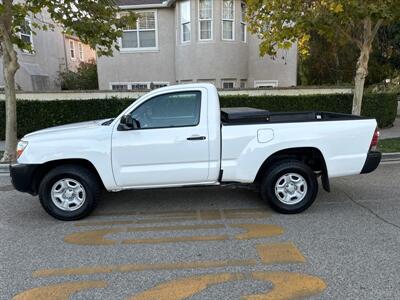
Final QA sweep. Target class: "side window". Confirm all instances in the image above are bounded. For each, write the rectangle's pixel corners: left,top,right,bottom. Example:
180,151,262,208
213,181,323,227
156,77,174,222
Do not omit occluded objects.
131,91,201,129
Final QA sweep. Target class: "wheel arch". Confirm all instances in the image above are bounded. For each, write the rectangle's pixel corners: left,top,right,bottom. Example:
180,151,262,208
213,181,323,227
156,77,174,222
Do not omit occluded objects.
254,147,330,192
32,159,106,194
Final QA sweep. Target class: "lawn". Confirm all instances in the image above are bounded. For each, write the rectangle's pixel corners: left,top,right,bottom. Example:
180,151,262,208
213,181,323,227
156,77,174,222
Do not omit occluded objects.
379,138,400,153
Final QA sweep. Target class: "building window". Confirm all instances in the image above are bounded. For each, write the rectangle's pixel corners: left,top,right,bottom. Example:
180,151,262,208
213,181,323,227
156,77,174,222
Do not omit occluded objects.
240,1,247,42
199,0,213,40
152,82,170,89
20,19,33,48
69,40,75,60
131,82,150,90
111,84,128,91
222,0,234,40
222,80,235,89
78,43,84,61
121,11,157,50
180,0,191,43
254,80,279,88
111,82,152,91
240,79,247,89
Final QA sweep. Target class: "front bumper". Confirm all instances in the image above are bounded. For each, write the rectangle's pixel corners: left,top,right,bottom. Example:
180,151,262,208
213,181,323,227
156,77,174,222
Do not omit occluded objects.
361,151,382,174
10,163,40,195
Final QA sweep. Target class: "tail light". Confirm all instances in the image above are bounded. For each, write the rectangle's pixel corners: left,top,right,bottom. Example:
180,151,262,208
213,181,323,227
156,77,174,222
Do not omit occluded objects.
370,128,380,151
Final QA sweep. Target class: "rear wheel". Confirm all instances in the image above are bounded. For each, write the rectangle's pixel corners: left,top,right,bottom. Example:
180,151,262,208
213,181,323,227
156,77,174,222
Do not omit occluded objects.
39,165,100,221
260,160,318,214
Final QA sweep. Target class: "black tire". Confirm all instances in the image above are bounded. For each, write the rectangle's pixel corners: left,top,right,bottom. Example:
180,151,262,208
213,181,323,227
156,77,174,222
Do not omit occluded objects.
260,160,318,214
39,164,100,221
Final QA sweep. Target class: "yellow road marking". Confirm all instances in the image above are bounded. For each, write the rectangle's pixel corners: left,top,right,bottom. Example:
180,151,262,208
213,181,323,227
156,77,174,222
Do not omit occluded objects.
125,272,326,300
64,224,226,246
127,273,244,300
32,240,300,278
94,210,197,217
77,208,270,227
256,242,306,264
64,223,284,246
125,224,224,232
75,217,195,227
12,281,107,300
64,228,123,246
233,224,284,240
122,235,228,244
246,272,327,300
223,209,270,219
33,259,257,278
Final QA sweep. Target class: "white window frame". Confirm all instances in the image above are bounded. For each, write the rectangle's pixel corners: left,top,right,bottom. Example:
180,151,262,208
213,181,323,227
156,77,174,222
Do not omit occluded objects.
20,18,34,53
69,40,76,60
240,0,247,43
222,80,236,89
119,10,159,53
254,80,279,88
222,0,235,41
131,82,151,90
198,0,213,41
152,81,170,89
180,0,191,43
78,42,84,61
110,82,152,90
110,82,130,91
240,79,247,89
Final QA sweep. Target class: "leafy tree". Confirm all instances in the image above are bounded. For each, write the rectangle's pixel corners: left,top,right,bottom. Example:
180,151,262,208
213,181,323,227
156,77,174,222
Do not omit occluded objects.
246,0,400,115
0,0,136,162
60,60,99,90
298,30,357,86
299,23,400,86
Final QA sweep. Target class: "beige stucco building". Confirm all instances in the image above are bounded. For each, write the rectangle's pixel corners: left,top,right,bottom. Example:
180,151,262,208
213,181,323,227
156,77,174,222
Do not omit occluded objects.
0,12,96,91
97,0,298,90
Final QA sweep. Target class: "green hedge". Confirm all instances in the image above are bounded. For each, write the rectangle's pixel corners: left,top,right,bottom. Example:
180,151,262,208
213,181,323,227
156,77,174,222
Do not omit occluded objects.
0,93,397,139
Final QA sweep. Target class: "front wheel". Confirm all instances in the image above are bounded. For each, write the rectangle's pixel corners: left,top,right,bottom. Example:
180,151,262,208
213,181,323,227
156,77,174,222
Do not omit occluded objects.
260,160,318,214
39,165,100,221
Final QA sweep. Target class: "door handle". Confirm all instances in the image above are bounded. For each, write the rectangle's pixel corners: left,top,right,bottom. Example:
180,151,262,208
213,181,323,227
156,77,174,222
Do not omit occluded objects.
187,136,206,141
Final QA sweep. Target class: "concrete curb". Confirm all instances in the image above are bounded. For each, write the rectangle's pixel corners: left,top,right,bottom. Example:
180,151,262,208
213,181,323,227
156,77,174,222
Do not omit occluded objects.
0,153,399,175
382,152,400,162
0,164,9,174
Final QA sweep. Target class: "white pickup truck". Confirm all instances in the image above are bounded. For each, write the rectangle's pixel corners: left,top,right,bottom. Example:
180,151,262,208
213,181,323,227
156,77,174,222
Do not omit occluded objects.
10,84,381,220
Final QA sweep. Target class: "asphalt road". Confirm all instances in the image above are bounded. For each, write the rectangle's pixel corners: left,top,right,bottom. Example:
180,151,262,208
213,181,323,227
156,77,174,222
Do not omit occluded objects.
1,163,399,300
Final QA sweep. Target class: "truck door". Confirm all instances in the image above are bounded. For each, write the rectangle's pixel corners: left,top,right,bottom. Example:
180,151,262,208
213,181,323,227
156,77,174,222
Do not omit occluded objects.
111,89,210,187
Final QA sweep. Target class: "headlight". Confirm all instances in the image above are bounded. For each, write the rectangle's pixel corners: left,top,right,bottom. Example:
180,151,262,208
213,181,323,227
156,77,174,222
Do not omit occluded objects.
16,140,28,159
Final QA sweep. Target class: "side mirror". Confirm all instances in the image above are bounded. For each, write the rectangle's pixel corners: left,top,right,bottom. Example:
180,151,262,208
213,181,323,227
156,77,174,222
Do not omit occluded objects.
118,115,139,131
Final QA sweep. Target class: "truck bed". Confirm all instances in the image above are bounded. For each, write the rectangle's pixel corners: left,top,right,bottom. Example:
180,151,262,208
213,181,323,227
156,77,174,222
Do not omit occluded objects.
221,107,366,125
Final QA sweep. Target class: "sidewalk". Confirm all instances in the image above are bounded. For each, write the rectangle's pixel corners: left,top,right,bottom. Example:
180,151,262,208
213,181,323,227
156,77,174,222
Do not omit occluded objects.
380,118,400,140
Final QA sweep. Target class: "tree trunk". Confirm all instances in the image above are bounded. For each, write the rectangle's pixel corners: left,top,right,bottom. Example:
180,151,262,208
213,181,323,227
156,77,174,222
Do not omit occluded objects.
352,44,370,115
0,0,20,163
1,46,19,163
351,18,383,116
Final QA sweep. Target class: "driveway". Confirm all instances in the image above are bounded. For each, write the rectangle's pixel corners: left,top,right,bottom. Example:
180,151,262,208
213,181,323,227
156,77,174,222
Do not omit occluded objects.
1,163,399,299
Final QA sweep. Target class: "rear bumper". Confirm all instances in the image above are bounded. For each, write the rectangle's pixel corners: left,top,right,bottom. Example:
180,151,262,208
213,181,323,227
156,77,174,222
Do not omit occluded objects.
361,151,382,174
10,163,40,195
